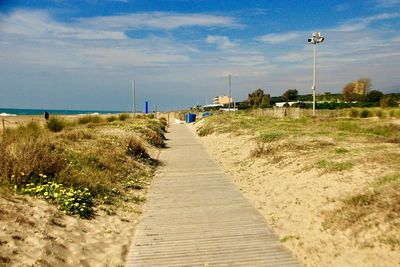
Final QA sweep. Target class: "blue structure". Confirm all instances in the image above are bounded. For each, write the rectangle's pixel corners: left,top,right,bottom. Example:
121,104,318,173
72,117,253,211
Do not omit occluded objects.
145,101,149,114
185,113,196,123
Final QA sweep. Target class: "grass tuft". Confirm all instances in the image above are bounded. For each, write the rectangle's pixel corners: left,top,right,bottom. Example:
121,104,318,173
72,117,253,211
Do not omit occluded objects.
324,173,400,247
251,143,274,157
126,136,150,160
47,117,67,132
118,113,130,121
360,109,372,118
316,160,353,172
78,115,102,125
258,131,284,142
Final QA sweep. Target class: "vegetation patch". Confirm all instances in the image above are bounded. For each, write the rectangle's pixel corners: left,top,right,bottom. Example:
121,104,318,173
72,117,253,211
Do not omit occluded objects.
77,115,102,125
280,235,300,243
16,176,93,218
1,116,166,219
335,147,349,154
118,113,130,121
251,143,274,157
324,173,400,248
126,136,150,160
47,117,67,132
258,131,284,143
316,160,353,172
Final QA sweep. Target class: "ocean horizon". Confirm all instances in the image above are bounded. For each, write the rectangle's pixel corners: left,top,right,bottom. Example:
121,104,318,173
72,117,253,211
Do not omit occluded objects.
0,108,128,116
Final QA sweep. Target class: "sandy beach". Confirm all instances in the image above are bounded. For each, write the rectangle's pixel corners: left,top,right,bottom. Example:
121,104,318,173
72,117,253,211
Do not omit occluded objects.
190,118,400,267
0,192,143,266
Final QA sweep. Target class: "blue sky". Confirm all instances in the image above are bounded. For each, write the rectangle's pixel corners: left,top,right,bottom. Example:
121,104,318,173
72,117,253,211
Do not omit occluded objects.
1,0,400,111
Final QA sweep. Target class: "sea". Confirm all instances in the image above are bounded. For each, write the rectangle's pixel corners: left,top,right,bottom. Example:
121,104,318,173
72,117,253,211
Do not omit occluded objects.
0,108,126,116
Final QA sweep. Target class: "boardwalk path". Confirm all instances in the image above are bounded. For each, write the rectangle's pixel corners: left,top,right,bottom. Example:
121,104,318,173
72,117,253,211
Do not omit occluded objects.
126,124,301,266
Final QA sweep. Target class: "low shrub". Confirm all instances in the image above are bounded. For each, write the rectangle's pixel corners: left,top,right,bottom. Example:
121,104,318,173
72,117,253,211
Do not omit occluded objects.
375,109,385,118
47,117,67,132
316,160,353,171
106,115,117,122
119,113,130,121
0,137,65,185
124,177,145,190
360,109,372,118
349,108,359,118
17,175,93,218
250,144,274,157
126,136,149,160
78,115,102,125
159,117,167,126
62,128,93,141
197,125,214,136
258,132,284,143
143,128,165,147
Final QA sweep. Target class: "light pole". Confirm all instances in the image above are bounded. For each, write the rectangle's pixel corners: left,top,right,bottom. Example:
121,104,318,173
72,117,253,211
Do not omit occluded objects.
308,32,324,116
228,73,232,112
131,80,136,115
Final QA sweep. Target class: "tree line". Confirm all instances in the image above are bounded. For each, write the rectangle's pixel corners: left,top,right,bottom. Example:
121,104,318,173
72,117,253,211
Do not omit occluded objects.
239,78,399,109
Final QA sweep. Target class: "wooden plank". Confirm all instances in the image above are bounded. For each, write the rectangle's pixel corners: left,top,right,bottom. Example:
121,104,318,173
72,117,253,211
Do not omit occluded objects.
126,124,301,267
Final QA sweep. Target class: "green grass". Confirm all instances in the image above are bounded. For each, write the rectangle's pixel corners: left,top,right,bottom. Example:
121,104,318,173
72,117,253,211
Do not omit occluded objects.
280,235,300,243
197,110,400,141
47,117,67,132
258,131,284,142
316,160,353,172
335,147,349,154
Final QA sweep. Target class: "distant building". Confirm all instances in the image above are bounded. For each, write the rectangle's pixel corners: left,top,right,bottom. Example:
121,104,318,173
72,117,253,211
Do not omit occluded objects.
353,81,367,95
213,95,233,105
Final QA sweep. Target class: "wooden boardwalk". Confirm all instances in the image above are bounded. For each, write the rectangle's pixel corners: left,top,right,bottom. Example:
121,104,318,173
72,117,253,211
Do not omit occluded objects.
126,124,301,267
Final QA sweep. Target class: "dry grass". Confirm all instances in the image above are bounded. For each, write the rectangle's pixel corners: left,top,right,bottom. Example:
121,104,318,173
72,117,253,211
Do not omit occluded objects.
324,173,400,248
0,116,166,214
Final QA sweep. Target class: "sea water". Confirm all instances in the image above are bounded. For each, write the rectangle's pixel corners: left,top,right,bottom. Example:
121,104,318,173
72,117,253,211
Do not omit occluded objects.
0,108,125,116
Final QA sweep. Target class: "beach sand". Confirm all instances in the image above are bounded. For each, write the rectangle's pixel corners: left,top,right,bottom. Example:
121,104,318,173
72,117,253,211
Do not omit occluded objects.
0,190,143,266
189,121,400,267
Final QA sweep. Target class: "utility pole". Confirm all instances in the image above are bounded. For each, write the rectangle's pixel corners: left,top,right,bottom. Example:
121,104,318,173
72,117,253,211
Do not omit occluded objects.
228,73,232,112
131,80,136,115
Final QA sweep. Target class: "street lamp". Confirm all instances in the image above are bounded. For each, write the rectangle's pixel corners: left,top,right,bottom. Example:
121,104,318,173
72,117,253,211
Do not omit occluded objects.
308,32,324,116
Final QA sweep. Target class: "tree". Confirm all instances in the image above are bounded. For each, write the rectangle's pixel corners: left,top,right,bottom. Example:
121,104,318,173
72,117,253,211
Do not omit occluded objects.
282,89,298,101
342,78,372,102
342,82,356,101
380,94,398,108
247,89,270,108
365,90,383,103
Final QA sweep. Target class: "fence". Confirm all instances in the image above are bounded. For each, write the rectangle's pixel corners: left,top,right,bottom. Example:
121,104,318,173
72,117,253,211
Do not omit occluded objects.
1,117,44,135
253,108,350,119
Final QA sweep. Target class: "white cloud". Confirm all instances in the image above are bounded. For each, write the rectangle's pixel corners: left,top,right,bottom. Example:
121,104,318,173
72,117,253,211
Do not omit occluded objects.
374,0,400,8
0,10,127,40
334,4,351,12
335,12,400,32
77,12,241,30
206,35,236,50
257,32,299,44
